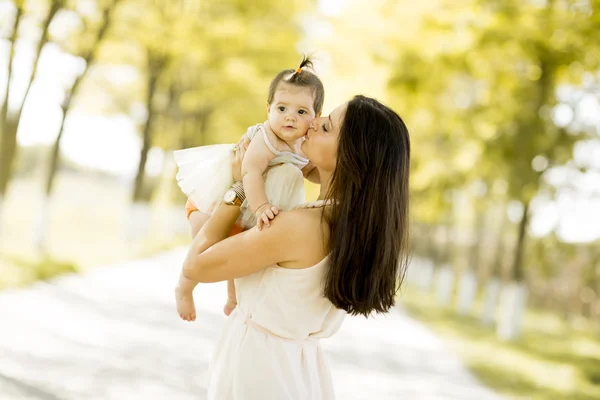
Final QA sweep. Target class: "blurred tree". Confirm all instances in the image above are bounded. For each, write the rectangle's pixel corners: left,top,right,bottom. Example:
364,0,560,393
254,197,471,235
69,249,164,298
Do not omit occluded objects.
475,0,600,283
35,0,121,252
385,0,600,337
468,0,600,339
95,0,313,240
44,0,121,196
0,0,24,164
0,0,48,231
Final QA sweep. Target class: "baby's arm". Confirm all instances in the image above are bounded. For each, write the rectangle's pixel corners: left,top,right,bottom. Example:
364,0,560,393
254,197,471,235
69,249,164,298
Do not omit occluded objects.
241,130,278,228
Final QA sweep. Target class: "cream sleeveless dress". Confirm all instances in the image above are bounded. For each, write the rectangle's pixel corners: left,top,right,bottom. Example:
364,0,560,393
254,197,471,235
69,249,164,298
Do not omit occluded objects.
207,202,346,400
173,123,309,228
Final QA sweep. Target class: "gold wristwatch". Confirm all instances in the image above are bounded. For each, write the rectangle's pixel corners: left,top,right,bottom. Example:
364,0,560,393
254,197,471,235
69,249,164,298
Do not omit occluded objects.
223,181,245,206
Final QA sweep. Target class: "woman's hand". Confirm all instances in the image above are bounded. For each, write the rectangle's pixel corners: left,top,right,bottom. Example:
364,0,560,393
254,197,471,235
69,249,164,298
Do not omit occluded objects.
232,136,251,181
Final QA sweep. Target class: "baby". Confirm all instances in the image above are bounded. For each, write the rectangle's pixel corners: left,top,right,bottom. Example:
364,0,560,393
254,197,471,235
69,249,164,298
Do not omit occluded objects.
174,56,324,321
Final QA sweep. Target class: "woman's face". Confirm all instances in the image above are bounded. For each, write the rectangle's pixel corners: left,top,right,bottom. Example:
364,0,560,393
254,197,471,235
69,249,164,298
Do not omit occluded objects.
301,103,347,172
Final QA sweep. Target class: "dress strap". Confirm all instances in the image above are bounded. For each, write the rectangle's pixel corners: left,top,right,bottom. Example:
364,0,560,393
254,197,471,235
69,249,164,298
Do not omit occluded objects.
258,125,281,156
294,199,335,209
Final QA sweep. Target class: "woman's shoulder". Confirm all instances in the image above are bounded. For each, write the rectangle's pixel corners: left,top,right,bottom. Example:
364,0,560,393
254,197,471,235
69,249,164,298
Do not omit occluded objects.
283,205,329,242
272,208,329,268
268,205,329,243
276,206,325,230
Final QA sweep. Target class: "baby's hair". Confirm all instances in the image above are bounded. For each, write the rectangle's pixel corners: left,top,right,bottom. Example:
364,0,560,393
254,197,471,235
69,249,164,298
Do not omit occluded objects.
267,55,325,114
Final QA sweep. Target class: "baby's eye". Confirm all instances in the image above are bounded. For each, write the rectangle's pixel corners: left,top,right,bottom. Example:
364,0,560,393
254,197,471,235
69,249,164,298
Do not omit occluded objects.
278,106,285,112
299,110,306,115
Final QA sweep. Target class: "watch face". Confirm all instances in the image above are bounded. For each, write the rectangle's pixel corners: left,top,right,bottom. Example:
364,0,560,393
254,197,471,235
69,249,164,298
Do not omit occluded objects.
224,190,236,203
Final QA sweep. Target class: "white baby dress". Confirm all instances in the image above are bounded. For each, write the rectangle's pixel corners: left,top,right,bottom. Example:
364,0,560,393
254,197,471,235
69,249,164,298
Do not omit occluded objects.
173,124,309,227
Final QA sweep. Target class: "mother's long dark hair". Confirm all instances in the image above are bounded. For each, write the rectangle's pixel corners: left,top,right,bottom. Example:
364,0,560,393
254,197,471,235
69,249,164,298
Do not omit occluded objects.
324,95,410,317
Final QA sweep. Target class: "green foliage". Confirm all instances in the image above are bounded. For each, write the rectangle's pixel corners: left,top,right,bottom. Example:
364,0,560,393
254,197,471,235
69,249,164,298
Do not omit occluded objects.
386,0,600,281
100,0,314,150
388,0,600,202
0,254,78,288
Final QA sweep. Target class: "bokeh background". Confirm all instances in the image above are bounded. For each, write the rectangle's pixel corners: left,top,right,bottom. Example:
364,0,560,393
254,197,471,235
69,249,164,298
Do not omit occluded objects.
1,0,600,399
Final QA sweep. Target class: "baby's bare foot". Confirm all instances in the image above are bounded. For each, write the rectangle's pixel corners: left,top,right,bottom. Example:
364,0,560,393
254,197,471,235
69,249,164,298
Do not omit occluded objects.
175,287,196,321
223,298,237,316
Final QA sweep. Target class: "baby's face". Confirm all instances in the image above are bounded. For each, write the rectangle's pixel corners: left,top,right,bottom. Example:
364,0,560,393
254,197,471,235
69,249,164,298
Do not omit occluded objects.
267,83,317,142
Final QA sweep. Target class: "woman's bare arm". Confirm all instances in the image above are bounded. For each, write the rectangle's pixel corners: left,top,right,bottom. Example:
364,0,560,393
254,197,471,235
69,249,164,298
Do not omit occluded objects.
182,207,321,283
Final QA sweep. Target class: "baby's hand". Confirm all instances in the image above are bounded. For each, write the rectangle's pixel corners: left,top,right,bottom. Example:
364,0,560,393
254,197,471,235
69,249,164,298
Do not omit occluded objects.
255,203,280,230
175,286,196,322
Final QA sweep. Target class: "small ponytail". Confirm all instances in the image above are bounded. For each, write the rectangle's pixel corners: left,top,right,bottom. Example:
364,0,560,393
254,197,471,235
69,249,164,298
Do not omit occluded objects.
267,54,325,114
293,54,314,76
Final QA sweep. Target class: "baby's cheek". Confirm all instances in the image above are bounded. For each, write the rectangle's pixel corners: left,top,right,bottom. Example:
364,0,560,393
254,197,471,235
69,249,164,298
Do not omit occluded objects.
300,119,311,131
268,116,282,130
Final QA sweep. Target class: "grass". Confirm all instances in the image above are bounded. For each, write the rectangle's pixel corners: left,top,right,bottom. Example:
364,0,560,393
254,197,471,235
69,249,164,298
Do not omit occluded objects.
399,286,600,400
0,172,190,289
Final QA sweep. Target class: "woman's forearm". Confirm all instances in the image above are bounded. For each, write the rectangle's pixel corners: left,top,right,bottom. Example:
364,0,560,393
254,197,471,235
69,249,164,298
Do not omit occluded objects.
182,204,241,281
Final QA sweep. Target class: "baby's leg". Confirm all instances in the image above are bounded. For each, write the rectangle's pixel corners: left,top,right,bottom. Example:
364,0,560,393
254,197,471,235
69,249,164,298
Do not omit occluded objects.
223,279,237,316
176,210,210,321
222,223,246,316
190,209,210,237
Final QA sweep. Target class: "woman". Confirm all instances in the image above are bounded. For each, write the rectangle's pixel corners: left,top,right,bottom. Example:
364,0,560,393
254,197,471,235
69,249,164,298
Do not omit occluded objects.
179,95,411,399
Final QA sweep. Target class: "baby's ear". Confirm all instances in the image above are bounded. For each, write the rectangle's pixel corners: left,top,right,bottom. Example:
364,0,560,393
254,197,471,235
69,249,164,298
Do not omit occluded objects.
265,102,270,113
315,111,322,118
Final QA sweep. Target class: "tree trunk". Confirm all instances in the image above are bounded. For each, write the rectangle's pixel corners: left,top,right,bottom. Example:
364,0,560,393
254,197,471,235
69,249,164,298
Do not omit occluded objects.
512,201,530,282
491,205,508,279
0,1,61,198
497,201,530,340
417,224,435,290
43,1,117,197
457,271,477,315
127,52,166,243
37,1,120,252
497,281,528,340
0,2,24,200
435,264,455,305
132,71,159,203
481,278,501,325
34,194,51,253
457,200,486,314
469,208,486,273
480,204,508,325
